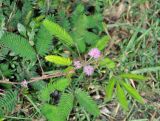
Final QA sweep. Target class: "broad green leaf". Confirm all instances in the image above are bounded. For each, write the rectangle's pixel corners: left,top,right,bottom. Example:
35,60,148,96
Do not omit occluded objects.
105,78,116,101
119,73,148,81
45,55,72,66
99,57,115,69
95,36,110,50
120,81,144,104
116,83,128,110
75,89,100,117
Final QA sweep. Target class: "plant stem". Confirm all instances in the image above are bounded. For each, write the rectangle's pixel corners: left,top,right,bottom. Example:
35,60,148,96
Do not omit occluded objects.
37,54,44,75
0,69,75,85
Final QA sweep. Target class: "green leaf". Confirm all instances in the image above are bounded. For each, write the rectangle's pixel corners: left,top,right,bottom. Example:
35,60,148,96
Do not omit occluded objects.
119,73,148,81
84,31,99,45
120,81,144,104
41,93,74,121
0,118,4,120
58,93,74,121
99,57,115,69
41,104,61,121
35,25,53,56
116,83,128,110
39,78,71,102
52,78,71,91
72,14,88,31
0,64,12,78
71,4,84,26
75,89,100,117
105,78,116,101
0,33,36,60
87,14,103,30
131,66,160,74
45,55,72,66
0,90,18,117
17,23,27,37
95,36,110,50
75,38,86,53
43,19,74,46
64,66,74,78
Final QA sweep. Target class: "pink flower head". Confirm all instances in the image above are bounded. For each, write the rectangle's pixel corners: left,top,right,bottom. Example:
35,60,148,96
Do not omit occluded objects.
83,65,94,76
88,48,101,59
74,60,82,69
21,80,28,88
0,89,4,92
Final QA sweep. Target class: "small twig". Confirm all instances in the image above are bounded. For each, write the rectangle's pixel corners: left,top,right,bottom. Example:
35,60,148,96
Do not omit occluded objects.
24,94,42,115
0,79,18,84
28,71,64,83
123,102,136,121
113,104,120,117
150,110,157,121
0,70,75,85
130,79,136,88
102,23,115,53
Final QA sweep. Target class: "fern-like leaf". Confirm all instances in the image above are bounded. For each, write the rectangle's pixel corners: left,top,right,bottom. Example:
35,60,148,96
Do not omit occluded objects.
39,78,71,102
45,55,72,66
99,57,116,69
71,4,84,26
75,89,100,117
35,25,53,56
41,104,60,121
0,108,3,118
0,90,18,117
43,19,74,46
95,36,110,50
58,93,74,121
0,33,36,60
41,93,74,121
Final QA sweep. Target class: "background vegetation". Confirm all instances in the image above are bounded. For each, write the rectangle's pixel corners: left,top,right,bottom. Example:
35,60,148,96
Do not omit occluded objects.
0,0,160,121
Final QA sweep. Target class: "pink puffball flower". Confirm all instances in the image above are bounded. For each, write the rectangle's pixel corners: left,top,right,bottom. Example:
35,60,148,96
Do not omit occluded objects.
83,65,94,76
74,60,82,69
88,48,101,59
21,80,28,88
0,88,4,92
